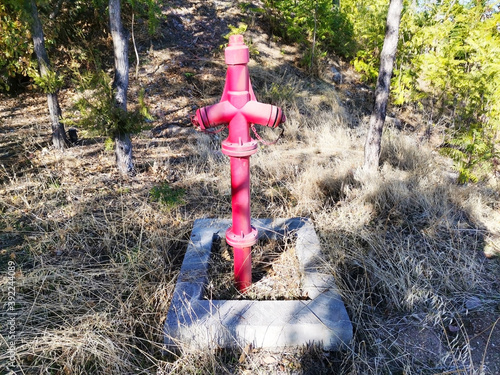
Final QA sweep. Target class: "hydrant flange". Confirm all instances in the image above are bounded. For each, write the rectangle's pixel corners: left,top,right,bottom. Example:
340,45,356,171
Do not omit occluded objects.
226,226,259,248
221,139,258,157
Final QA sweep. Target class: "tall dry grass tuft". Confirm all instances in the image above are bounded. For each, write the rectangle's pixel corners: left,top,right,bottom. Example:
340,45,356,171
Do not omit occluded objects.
315,162,499,372
379,129,434,173
1,140,192,373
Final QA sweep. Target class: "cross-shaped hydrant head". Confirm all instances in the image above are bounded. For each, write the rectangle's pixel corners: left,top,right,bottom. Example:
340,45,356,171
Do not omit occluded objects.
191,34,285,292
192,35,285,151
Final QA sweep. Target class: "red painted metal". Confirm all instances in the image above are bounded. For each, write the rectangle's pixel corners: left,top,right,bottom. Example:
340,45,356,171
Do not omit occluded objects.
191,35,285,292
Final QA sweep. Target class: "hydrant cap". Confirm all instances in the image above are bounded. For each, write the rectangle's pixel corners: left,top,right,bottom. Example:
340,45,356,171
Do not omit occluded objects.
225,34,249,65
228,35,244,46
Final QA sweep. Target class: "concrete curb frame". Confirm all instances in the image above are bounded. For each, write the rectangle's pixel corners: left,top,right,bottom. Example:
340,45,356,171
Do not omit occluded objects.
164,218,353,351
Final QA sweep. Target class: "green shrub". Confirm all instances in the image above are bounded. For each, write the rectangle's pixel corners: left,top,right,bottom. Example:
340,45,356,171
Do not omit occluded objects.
342,0,500,183
30,68,65,93
0,3,33,92
263,0,356,60
71,70,149,137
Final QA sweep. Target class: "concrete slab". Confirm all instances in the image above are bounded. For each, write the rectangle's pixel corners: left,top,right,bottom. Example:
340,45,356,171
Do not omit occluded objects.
164,218,352,351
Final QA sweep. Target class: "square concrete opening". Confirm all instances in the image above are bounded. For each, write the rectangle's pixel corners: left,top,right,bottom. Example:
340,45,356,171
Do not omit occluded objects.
164,218,352,351
206,231,307,301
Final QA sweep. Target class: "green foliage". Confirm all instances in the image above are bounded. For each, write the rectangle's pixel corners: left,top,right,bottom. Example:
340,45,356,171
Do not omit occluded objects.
221,23,261,56
340,0,500,183
440,126,498,184
126,0,162,35
138,87,154,122
104,137,115,152
224,23,248,38
0,3,34,91
342,0,388,82
238,2,265,14
72,70,149,137
262,0,356,60
149,183,185,209
1,0,162,93
398,2,500,182
29,67,65,93
352,49,380,82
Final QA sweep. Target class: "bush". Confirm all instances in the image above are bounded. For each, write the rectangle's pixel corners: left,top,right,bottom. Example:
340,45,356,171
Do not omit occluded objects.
0,3,33,92
263,0,356,61
71,70,149,137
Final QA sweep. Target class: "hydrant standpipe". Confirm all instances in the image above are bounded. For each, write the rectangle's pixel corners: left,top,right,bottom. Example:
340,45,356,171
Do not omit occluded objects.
192,35,285,292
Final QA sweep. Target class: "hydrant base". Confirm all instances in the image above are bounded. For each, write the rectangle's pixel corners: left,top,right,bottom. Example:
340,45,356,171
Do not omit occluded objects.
164,218,353,352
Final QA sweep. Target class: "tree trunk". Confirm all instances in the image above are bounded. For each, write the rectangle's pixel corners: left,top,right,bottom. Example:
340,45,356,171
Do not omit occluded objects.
29,0,67,150
363,0,403,172
109,0,133,175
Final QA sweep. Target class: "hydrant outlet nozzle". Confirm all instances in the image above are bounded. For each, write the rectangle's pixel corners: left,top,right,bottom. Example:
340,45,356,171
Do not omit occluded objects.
191,114,200,129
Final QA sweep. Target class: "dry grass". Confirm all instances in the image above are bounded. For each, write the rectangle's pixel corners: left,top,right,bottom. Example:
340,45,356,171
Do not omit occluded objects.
205,236,304,301
2,3,500,373
2,78,499,374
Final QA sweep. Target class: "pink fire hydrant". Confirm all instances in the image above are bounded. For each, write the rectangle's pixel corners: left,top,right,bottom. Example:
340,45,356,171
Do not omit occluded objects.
192,35,285,292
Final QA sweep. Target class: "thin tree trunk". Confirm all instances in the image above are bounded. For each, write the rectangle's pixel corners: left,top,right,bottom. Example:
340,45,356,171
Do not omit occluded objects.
29,0,67,150
363,0,403,172
109,0,133,175
311,0,317,72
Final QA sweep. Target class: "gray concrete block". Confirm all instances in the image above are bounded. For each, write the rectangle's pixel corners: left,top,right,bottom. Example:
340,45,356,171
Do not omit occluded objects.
164,218,353,351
